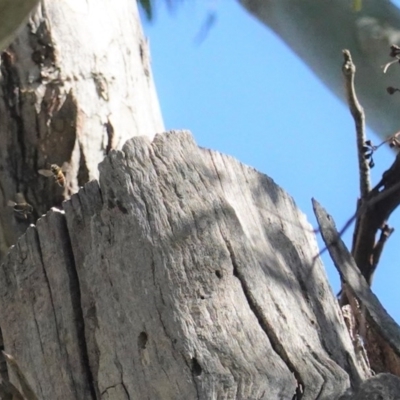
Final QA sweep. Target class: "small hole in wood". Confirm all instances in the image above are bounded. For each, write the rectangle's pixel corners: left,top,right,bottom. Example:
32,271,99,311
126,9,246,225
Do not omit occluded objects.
215,270,222,279
191,357,202,376
116,200,128,214
137,332,148,349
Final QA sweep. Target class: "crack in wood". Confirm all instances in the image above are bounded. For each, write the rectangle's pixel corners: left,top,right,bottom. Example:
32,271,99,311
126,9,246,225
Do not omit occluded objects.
222,235,305,395
54,214,98,400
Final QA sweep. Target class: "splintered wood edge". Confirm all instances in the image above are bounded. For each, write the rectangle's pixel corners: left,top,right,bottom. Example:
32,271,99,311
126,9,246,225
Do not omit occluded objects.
312,198,400,357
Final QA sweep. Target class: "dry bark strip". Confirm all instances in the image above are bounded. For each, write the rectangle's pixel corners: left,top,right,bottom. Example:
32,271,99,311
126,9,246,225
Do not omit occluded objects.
313,199,400,376
0,131,366,399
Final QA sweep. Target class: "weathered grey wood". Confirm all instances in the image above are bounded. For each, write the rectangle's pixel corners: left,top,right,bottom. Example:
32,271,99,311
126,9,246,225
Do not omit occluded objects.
339,373,400,399
313,199,400,376
0,0,163,261
0,131,366,399
0,210,93,399
313,199,400,358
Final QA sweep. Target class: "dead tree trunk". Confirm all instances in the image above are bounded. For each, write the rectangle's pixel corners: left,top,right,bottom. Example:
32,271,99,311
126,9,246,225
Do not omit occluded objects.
0,131,368,399
0,0,163,261
2,1,400,400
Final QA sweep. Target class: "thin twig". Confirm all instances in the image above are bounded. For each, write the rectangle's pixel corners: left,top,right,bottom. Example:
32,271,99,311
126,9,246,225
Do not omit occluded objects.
342,49,371,199
370,224,394,276
327,180,400,241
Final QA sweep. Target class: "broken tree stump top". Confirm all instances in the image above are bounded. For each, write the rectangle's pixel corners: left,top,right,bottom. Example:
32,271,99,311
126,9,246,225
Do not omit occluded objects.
0,131,365,399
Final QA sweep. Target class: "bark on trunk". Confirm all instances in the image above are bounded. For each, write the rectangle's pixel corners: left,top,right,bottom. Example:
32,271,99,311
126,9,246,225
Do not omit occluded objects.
0,130,367,400
2,1,400,399
0,0,163,261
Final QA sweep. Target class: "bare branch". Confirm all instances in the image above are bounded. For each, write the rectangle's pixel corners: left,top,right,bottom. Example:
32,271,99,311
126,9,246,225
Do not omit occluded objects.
370,224,394,277
342,49,370,199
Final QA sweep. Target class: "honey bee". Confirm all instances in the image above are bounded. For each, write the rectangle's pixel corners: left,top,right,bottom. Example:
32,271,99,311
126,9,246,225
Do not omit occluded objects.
7,192,33,220
38,163,67,187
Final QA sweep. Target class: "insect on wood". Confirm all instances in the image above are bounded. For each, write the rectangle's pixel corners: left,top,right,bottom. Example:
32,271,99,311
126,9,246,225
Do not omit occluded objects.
7,193,33,220
38,163,68,187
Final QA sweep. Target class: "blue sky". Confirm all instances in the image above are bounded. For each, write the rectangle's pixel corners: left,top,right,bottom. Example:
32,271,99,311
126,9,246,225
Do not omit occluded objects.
142,1,400,322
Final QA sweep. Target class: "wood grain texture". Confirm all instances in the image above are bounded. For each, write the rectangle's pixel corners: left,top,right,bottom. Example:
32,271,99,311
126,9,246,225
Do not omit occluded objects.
338,373,400,399
0,0,163,261
0,131,366,399
313,199,400,377
0,211,93,399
